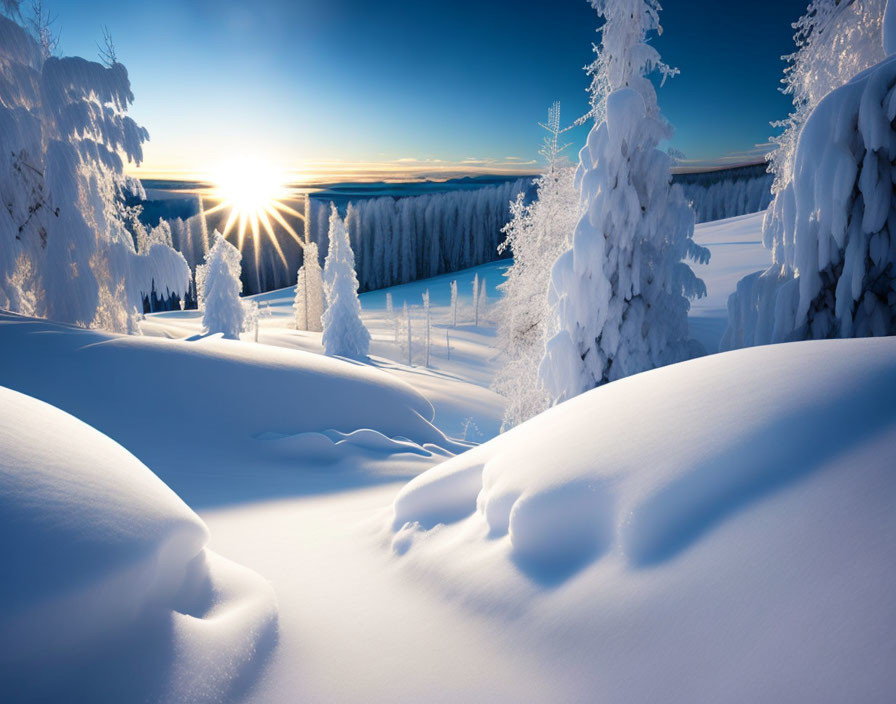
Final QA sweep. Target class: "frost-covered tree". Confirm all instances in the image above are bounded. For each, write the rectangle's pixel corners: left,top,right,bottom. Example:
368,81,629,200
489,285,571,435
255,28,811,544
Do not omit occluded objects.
421,290,430,367
322,205,369,358
767,0,886,199
198,232,244,339
402,301,412,365
0,9,189,331
724,0,896,348
472,273,480,326
494,104,582,427
538,0,708,405
294,241,323,332
302,180,528,292
449,279,458,327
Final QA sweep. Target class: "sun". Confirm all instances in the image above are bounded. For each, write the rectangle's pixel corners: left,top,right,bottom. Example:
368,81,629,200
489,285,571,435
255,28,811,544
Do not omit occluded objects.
202,157,305,269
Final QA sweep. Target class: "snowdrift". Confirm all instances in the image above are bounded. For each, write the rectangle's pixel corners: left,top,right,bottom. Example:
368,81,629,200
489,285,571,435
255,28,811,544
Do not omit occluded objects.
0,387,277,702
390,338,896,701
0,313,463,492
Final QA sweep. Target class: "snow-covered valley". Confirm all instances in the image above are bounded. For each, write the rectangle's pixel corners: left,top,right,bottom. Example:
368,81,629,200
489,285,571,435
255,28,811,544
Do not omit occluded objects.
3,0,896,698
3,211,894,702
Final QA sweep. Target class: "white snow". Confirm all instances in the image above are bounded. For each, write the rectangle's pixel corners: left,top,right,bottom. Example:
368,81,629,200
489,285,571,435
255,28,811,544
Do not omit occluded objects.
0,312,464,490
390,337,896,702
6,202,890,702
0,386,277,702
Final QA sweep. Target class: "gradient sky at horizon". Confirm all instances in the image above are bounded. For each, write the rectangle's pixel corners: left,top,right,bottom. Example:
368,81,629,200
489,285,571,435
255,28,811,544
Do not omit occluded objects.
41,0,810,180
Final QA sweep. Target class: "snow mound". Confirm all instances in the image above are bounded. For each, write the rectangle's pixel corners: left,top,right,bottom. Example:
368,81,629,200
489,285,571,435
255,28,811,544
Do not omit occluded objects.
394,338,896,575
0,387,277,702
389,339,896,700
0,313,459,483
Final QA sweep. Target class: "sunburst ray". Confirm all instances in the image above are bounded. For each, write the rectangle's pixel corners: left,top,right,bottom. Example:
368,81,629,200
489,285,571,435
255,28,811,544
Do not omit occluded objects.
199,158,307,289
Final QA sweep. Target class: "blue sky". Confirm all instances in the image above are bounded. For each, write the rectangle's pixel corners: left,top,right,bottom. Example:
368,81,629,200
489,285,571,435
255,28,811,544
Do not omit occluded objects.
44,0,810,179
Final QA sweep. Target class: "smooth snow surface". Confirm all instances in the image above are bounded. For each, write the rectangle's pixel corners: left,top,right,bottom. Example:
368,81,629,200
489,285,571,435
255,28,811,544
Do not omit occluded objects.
0,312,463,504
0,387,277,702
0,211,892,702
688,211,771,351
391,337,896,702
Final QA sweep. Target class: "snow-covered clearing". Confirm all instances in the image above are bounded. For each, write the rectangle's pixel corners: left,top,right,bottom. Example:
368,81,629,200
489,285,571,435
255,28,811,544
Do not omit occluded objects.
687,211,771,351
139,212,771,441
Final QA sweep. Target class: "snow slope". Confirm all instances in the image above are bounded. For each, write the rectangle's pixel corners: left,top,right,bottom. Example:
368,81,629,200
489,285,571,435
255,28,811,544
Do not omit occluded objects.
141,211,769,441
390,337,896,702
0,387,277,702
687,210,771,351
0,313,463,506
6,208,880,703
142,259,511,441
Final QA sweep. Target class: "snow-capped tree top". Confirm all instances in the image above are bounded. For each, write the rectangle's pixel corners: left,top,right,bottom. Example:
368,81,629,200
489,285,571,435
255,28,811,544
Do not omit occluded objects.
199,232,244,339
584,0,675,133
767,0,886,198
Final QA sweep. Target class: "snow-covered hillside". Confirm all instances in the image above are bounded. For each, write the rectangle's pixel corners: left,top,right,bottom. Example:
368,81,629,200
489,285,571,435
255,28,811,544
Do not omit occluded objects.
2,207,892,703
0,312,464,505
390,337,896,702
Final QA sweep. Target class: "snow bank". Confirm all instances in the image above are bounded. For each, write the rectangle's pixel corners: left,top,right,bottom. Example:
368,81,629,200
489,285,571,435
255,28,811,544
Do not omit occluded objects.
0,386,277,701
390,338,896,700
0,312,463,487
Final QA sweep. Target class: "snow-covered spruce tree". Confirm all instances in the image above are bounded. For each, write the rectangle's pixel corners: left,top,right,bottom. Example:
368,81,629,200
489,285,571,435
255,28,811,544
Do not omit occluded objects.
538,0,708,404
494,103,582,428
449,279,458,327
723,0,893,349
322,205,369,358
293,240,323,332
198,232,244,339
0,8,188,331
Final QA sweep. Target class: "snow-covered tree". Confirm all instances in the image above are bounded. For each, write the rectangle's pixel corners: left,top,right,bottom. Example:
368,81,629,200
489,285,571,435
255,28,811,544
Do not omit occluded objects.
0,9,188,331
294,241,323,332
767,0,886,200
724,0,895,348
422,289,431,368
538,0,708,405
449,280,458,327
302,180,528,292
472,273,480,326
494,103,582,428
322,205,369,358
198,232,244,339
402,301,412,365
